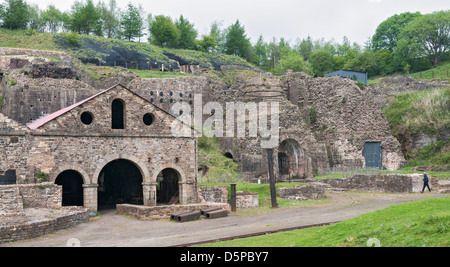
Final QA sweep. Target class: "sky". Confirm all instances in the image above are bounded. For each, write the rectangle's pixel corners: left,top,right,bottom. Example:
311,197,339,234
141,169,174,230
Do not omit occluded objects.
27,0,450,46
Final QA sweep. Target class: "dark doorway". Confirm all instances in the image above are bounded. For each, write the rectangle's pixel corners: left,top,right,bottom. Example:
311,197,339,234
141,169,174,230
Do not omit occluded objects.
278,152,290,175
55,170,84,206
363,142,382,168
156,169,180,205
112,99,125,129
98,159,143,209
0,169,17,185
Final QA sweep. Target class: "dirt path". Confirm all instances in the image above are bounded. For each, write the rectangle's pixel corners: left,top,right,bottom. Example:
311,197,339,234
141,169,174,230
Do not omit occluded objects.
1,191,444,247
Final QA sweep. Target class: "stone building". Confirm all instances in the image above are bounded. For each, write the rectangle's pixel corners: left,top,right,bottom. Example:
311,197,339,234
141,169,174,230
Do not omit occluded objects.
0,84,198,211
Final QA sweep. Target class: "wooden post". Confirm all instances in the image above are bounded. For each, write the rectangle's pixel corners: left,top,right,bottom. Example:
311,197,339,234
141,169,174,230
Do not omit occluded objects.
267,149,278,209
230,184,237,212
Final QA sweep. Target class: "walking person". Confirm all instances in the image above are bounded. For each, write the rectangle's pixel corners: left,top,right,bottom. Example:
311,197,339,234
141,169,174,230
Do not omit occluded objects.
421,172,432,193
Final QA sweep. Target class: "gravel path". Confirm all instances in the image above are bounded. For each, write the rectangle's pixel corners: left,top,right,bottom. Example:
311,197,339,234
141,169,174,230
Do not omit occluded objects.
1,191,444,247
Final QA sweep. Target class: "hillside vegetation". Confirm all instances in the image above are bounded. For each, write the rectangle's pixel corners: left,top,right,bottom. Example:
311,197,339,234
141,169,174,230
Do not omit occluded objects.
382,87,449,170
0,28,253,72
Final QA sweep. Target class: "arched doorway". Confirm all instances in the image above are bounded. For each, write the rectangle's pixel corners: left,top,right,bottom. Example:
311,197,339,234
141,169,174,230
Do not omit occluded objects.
278,139,306,179
97,159,143,209
156,168,180,205
278,152,289,175
55,170,84,206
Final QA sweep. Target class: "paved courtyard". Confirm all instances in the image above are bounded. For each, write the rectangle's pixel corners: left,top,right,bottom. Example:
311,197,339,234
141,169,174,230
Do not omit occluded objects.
1,191,444,247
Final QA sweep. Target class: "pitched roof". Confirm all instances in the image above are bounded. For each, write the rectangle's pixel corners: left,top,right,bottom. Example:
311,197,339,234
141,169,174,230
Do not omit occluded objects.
27,86,116,130
26,83,194,134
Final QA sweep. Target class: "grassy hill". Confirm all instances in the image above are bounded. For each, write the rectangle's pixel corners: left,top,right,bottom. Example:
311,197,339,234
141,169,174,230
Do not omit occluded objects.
0,28,253,72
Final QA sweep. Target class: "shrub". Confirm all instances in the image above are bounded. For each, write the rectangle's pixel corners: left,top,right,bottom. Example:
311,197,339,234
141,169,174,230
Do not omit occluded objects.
309,108,318,124
58,32,81,47
36,172,49,183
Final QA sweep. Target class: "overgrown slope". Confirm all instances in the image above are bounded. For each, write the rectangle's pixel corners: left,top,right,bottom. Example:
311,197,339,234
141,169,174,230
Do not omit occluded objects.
0,28,254,72
382,87,449,170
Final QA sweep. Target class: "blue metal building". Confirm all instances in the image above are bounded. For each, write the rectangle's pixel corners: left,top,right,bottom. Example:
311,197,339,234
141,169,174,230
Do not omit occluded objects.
324,70,368,85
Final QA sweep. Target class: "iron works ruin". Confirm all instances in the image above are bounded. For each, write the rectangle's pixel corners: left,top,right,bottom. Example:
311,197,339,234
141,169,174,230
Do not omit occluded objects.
0,47,406,212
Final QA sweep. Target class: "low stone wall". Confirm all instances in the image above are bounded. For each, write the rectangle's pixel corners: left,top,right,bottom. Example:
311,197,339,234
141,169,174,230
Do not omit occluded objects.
0,207,89,244
0,183,61,216
116,203,230,220
0,185,24,216
236,191,259,208
18,183,62,209
198,186,228,203
321,174,428,193
277,184,327,201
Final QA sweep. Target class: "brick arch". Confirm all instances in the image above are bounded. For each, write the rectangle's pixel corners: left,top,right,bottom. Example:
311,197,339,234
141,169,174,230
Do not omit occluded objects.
278,135,307,154
151,164,185,184
50,165,90,185
92,154,150,184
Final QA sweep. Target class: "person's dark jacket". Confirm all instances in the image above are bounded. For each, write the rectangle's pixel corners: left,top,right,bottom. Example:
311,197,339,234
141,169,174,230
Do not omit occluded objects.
423,174,429,183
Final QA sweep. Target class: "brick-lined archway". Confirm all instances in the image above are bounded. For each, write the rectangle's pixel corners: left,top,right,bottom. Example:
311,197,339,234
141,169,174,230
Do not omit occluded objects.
97,159,143,209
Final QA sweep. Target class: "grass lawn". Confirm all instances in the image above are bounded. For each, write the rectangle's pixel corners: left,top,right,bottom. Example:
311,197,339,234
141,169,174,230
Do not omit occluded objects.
196,196,450,247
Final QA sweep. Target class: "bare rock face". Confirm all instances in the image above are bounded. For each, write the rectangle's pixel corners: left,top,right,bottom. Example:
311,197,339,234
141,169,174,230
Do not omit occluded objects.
283,72,405,171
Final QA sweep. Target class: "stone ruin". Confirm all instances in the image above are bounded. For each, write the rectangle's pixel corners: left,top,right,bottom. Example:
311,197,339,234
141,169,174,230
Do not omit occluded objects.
0,47,409,212
0,48,407,179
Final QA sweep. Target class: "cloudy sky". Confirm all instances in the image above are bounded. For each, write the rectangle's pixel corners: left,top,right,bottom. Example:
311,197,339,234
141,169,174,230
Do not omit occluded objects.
28,0,450,45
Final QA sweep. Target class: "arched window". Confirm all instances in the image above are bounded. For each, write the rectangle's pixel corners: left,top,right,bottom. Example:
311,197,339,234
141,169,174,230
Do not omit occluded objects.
112,99,125,129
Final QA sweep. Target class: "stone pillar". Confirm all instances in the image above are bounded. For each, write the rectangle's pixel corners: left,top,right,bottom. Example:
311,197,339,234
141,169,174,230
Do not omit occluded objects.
178,182,186,205
142,182,156,206
83,183,98,212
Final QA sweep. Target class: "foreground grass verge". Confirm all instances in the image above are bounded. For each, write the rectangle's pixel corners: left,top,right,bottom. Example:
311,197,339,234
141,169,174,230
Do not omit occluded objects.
196,196,450,247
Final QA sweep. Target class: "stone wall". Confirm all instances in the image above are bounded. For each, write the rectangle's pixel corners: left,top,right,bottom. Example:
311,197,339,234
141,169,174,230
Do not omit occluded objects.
0,183,62,216
1,85,199,212
284,72,405,171
0,207,89,244
236,191,259,208
198,186,228,203
0,185,24,216
277,184,327,201
18,183,62,209
321,174,428,193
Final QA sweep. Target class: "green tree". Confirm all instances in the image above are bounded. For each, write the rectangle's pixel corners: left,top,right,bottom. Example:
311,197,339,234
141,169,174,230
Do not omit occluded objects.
175,15,198,50
252,35,269,68
297,36,314,61
120,3,144,41
98,0,120,38
371,12,421,51
224,20,251,60
310,49,333,77
267,37,281,69
149,15,179,48
27,3,44,32
0,0,30,30
344,50,378,77
374,49,393,75
208,20,226,53
196,35,218,53
273,50,311,75
41,4,63,33
69,0,101,35
399,10,450,66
